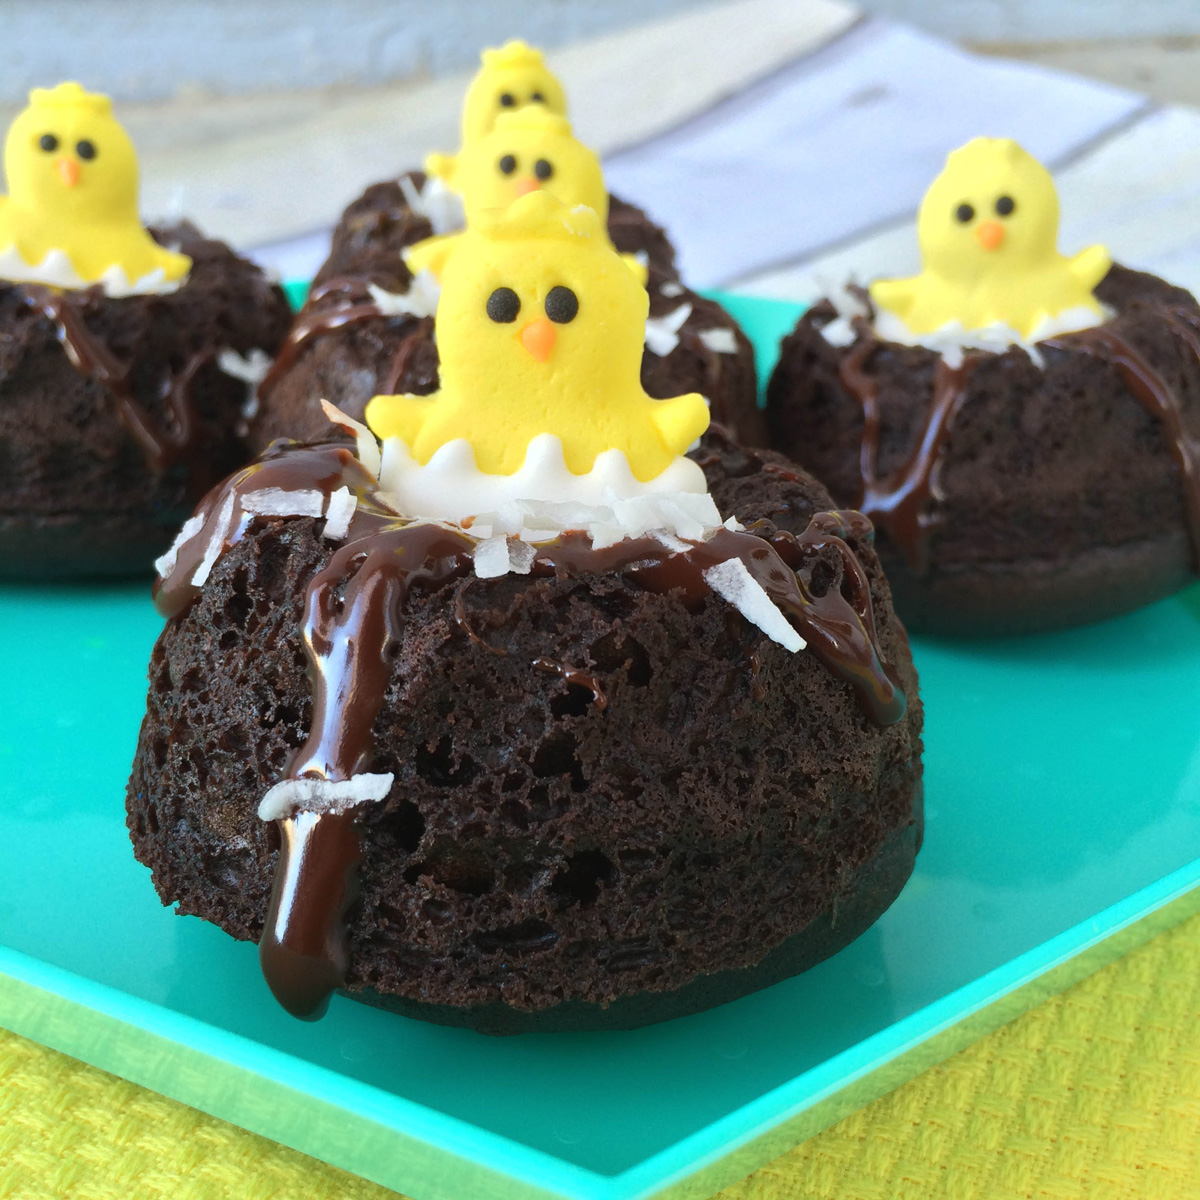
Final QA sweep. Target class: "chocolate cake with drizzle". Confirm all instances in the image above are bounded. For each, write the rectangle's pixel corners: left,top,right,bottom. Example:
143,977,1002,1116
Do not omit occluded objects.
0,82,292,580
765,140,1200,635
0,225,291,579
127,192,922,1034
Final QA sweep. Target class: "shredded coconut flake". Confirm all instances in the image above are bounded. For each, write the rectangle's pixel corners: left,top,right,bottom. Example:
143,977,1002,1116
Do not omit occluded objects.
323,486,357,541
473,534,511,578
698,327,738,354
155,512,205,580
508,539,536,574
258,772,394,821
192,491,237,588
320,399,381,479
644,303,693,356
368,274,440,319
398,174,465,236
660,281,686,298
703,557,806,653
217,347,272,386
242,488,325,518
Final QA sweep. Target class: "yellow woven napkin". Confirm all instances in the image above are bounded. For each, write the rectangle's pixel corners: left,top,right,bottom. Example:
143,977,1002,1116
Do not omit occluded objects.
3,910,1200,1200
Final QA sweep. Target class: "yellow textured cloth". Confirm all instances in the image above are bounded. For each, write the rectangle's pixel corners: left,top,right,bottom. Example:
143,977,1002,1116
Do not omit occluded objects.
3,912,1200,1200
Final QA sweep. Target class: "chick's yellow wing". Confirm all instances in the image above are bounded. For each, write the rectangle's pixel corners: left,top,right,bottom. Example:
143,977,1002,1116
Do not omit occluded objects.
365,392,437,448
869,277,920,322
648,392,709,458
1068,244,1113,293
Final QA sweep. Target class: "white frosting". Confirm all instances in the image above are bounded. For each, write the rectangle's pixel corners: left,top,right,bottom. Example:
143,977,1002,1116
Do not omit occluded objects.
320,400,382,478
369,275,439,320
398,174,464,236
659,280,686,299
377,432,715,540
0,243,186,297
818,284,1111,370
645,303,692,356
698,327,738,355
258,772,394,821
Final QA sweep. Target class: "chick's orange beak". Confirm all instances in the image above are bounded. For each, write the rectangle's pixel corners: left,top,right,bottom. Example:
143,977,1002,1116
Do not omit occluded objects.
56,156,80,187
520,317,556,362
514,177,541,197
975,220,1004,251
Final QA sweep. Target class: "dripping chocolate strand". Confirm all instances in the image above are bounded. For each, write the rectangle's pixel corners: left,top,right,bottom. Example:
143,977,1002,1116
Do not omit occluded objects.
23,284,210,473
1051,324,1200,566
257,271,429,401
259,522,476,1018
838,328,974,574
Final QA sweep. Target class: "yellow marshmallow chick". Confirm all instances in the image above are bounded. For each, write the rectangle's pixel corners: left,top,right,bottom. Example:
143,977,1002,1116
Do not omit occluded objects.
870,138,1110,339
425,40,567,182
407,109,645,284
366,191,708,483
0,82,191,295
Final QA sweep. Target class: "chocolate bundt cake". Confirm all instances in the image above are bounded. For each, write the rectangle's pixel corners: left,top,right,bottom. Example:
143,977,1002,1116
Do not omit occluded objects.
0,222,290,579
766,265,1200,635
126,430,922,1034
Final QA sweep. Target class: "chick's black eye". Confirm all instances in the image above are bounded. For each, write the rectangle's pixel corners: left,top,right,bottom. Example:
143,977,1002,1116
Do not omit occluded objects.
38,133,58,152
955,203,975,223
499,92,516,108
76,140,96,161
534,158,553,181
545,286,578,324
487,287,520,323
498,154,517,176
530,91,545,102
995,195,1015,217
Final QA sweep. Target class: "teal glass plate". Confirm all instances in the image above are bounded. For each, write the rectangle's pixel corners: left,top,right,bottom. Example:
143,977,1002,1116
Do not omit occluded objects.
4,293,1200,1200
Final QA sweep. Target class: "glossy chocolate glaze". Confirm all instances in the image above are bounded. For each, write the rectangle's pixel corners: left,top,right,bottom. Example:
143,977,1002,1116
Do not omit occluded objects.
1050,319,1200,566
838,319,974,574
22,283,211,474
154,442,906,1017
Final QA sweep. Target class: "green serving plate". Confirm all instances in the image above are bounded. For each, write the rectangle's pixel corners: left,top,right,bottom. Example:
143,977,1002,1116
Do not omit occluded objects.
3,292,1200,1200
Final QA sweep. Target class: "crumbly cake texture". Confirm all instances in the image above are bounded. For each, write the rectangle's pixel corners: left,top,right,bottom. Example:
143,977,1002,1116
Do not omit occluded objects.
249,173,762,451
0,223,291,579
765,266,1200,635
126,429,923,1034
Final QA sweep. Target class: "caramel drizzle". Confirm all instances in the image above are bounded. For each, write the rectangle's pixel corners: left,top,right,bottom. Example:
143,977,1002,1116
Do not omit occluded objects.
157,444,906,1017
1046,320,1200,566
839,326,974,573
22,284,210,474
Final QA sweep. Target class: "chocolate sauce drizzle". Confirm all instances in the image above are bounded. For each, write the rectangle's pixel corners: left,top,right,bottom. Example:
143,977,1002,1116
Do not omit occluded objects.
838,327,973,573
256,273,431,401
22,283,212,473
155,443,906,1017
838,303,1200,574
1046,321,1200,565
